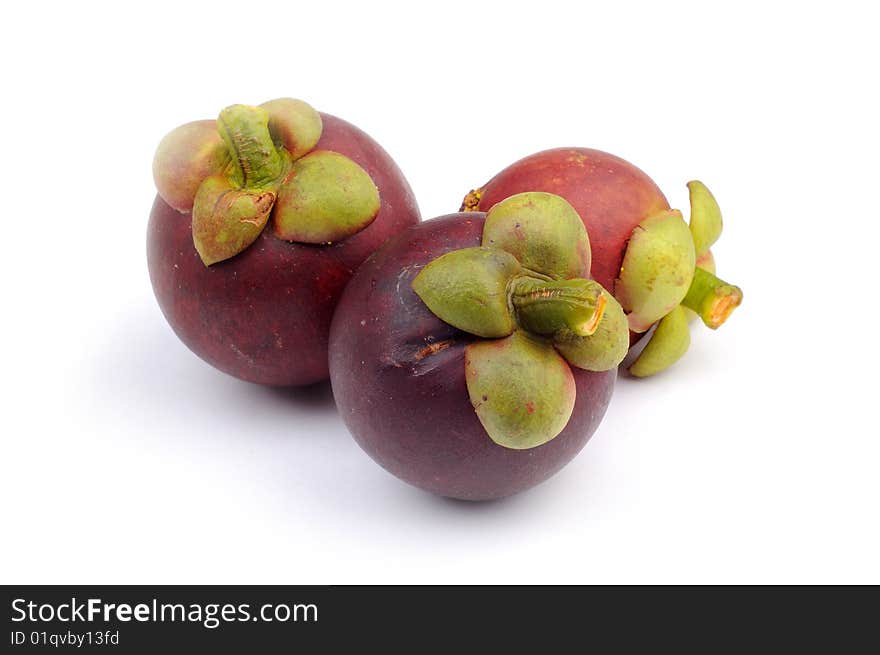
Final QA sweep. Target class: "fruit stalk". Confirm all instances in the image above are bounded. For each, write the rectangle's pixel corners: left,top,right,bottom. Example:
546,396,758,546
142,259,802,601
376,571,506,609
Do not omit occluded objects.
680,267,743,329
509,277,607,337
215,105,285,189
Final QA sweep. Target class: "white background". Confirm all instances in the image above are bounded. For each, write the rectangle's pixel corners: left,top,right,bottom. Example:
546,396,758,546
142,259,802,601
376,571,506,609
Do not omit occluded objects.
2,1,877,584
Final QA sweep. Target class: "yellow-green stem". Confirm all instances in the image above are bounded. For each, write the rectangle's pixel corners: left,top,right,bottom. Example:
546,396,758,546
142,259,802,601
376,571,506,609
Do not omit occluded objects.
510,277,607,337
216,105,284,189
681,267,743,329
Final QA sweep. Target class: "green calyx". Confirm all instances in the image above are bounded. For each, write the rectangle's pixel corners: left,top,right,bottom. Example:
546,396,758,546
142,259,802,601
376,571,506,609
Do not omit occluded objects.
412,192,629,450
152,98,380,265
625,180,744,377
616,209,696,333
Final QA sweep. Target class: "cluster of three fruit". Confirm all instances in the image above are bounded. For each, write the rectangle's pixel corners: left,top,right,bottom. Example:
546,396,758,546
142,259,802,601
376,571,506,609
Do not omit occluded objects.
148,98,741,500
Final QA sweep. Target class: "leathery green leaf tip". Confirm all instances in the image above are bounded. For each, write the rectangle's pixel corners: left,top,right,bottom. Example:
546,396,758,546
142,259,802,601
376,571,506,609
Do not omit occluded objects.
687,180,723,256
615,209,696,333
192,175,275,266
274,151,380,244
152,120,228,212
465,332,576,450
482,192,591,279
629,305,691,378
260,98,323,161
412,248,521,338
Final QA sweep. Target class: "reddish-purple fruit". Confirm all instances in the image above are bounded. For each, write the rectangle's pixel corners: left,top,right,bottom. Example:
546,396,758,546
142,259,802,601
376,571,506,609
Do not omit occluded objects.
462,148,743,376
148,99,419,386
329,193,629,500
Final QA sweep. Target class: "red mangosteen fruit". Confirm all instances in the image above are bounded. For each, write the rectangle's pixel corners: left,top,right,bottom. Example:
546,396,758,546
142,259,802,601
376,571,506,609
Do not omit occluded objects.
329,193,630,500
148,99,419,386
461,148,742,377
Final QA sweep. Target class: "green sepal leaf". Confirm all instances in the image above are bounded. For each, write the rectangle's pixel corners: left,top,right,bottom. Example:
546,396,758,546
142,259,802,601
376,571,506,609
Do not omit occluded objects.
152,120,228,213
192,174,275,266
260,98,323,161
273,150,380,244
687,180,723,256
412,248,521,338
629,305,691,377
616,209,696,332
554,292,629,371
482,192,591,279
465,331,576,450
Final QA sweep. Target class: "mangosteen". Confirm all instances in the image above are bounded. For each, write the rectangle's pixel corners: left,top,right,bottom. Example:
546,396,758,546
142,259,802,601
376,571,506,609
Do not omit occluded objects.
329,193,630,500
148,99,419,385
462,148,742,376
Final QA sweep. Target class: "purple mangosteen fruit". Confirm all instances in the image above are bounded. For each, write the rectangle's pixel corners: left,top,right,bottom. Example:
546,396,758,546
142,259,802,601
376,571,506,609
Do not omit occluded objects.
148,99,419,386
329,193,631,500
461,148,743,377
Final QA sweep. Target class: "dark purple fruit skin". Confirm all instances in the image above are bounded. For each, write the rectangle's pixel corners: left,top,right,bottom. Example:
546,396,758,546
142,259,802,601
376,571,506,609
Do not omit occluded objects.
147,113,420,386
329,213,616,500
